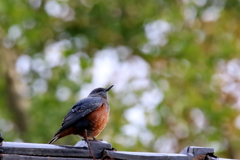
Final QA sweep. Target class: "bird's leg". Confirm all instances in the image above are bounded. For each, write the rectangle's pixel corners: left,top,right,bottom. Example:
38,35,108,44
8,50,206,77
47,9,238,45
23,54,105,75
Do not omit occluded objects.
84,129,96,160
87,131,99,141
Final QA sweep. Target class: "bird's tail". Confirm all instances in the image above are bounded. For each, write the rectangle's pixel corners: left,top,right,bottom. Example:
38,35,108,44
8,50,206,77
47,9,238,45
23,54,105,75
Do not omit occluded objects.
48,135,59,144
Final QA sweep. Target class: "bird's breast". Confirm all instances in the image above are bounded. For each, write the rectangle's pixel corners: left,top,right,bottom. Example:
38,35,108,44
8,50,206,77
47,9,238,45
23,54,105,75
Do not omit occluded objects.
84,102,109,137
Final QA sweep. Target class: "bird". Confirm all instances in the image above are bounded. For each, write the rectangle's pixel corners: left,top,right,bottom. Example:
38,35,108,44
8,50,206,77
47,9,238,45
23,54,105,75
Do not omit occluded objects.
48,85,114,144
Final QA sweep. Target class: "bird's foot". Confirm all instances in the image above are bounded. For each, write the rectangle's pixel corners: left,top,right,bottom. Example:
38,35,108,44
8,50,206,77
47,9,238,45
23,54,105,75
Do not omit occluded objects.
89,138,102,142
84,129,96,160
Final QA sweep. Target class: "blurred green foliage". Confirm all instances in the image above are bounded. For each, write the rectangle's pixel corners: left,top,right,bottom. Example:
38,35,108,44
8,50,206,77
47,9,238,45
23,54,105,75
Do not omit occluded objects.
0,0,240,159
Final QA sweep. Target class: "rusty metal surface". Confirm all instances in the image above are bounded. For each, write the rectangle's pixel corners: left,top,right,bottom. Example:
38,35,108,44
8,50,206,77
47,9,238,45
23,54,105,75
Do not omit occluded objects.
0,141,110,159
180,146,215,158
0,138,237,160
104,150,188,160
0,154,98,160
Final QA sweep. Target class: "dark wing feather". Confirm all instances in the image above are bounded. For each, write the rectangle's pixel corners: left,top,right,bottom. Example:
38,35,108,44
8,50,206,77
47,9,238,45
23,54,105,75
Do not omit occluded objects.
54,97,103,136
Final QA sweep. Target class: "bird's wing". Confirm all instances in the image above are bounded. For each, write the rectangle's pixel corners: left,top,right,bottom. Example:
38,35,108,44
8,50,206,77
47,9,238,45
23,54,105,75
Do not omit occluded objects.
54,97,103,136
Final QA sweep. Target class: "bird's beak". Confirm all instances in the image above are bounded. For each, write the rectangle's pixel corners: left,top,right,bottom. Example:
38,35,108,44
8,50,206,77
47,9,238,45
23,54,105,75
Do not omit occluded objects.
105,85,114,92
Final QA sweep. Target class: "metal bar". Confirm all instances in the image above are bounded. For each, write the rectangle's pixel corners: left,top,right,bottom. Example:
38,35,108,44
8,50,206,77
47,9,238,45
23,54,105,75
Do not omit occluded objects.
104,150,188,160
0,139,237,160
1,154,97,160
0,141,112,159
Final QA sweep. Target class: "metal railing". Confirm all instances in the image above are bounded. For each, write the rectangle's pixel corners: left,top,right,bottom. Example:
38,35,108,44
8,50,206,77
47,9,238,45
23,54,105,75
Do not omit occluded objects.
0,132,237,160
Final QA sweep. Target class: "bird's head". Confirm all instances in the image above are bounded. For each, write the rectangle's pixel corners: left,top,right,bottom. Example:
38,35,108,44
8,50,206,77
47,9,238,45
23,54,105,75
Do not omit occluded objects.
88,85,114,99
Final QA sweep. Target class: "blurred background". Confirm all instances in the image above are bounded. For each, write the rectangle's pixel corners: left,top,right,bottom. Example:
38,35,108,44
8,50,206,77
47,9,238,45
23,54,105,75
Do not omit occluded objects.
0,0,240,159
